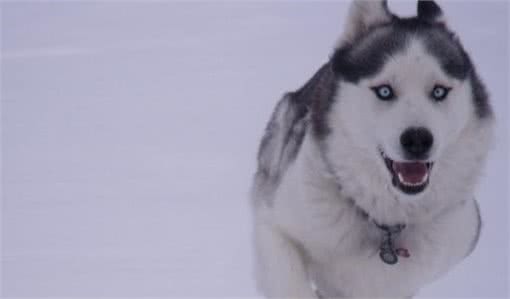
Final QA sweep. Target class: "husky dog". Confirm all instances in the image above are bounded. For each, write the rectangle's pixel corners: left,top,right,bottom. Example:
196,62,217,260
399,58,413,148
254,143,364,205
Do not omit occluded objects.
251,0,493,298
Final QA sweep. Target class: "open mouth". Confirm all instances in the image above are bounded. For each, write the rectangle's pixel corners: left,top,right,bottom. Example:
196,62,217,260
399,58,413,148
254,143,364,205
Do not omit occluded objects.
379,150,434,195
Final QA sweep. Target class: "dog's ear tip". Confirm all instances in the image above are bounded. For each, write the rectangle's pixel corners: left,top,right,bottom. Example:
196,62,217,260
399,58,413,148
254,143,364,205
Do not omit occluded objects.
417,0,444,21
338,0,393,46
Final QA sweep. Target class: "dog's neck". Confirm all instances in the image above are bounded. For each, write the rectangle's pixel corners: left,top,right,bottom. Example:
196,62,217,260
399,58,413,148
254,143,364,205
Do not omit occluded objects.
296,134,478,265
352,199,410,265
299,134,411,225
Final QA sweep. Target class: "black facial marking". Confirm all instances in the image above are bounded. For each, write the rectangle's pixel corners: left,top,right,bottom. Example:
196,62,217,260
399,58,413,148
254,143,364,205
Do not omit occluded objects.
332,18,473,82
420,28,472,80
469,70,493,119
329,12,493,119
331,27,409,83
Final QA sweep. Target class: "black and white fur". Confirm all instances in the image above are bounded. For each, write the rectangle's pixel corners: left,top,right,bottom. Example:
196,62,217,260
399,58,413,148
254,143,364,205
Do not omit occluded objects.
251,1,493,298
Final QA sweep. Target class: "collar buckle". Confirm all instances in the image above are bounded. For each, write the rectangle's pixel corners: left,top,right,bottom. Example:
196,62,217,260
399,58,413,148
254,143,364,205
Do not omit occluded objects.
375,223,407,265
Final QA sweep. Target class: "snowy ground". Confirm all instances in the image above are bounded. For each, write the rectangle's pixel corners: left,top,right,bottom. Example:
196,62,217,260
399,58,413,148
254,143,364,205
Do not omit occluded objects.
1,1,508,298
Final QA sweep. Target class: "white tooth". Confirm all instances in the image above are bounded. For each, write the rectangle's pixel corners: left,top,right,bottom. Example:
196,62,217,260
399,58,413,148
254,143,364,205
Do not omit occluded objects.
397,173,405,184
397,172,429,187
420,172,429,184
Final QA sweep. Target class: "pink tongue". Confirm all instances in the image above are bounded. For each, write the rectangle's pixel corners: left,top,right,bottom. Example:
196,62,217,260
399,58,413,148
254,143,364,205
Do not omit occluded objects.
393,162,428,184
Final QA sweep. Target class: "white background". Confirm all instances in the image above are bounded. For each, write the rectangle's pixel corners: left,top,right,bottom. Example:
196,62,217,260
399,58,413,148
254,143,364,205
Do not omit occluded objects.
1,1,508,297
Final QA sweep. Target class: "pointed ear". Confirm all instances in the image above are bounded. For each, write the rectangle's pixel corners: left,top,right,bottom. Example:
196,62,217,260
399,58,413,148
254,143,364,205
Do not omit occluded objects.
339,0,393,45
417,0,446,24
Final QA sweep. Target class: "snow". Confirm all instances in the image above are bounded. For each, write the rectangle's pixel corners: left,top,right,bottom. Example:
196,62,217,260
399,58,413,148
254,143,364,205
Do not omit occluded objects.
1,1,508,297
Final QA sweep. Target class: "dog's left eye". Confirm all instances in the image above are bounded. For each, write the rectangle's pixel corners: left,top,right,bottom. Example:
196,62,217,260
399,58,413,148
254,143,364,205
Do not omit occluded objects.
372,85,395,101
431,85,451,101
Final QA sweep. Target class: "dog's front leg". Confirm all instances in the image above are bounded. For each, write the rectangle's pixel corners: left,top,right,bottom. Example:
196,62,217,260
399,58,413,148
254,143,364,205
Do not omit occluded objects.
254,221,317,298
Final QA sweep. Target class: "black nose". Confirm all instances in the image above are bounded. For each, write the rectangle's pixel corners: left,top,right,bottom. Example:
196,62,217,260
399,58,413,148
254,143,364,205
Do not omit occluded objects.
400,127,433,159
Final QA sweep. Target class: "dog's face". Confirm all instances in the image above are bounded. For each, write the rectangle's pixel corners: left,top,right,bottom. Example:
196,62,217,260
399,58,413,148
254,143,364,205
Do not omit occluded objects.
335,39,474,197
317,1,492,200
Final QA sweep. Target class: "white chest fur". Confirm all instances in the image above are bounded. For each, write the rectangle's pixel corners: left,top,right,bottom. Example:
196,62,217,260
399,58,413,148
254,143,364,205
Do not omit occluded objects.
260,142,480,298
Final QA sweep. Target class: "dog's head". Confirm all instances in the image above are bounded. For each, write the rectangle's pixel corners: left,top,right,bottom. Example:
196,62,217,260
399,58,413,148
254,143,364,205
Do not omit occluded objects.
313,0,493,202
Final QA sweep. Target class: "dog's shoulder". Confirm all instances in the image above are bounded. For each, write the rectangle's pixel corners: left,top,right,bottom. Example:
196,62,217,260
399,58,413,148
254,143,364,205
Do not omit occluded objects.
252,63,333,203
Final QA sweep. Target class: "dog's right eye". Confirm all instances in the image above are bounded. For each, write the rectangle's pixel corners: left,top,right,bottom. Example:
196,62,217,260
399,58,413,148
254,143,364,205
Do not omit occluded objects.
371,85,395,101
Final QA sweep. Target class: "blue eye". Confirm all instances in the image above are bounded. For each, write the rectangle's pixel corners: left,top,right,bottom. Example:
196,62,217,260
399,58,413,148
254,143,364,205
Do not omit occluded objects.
431,85,450,101
371,85,395,101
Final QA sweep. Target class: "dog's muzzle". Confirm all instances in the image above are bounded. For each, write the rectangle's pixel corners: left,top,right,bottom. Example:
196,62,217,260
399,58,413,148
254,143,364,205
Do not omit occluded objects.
380,150,434,195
